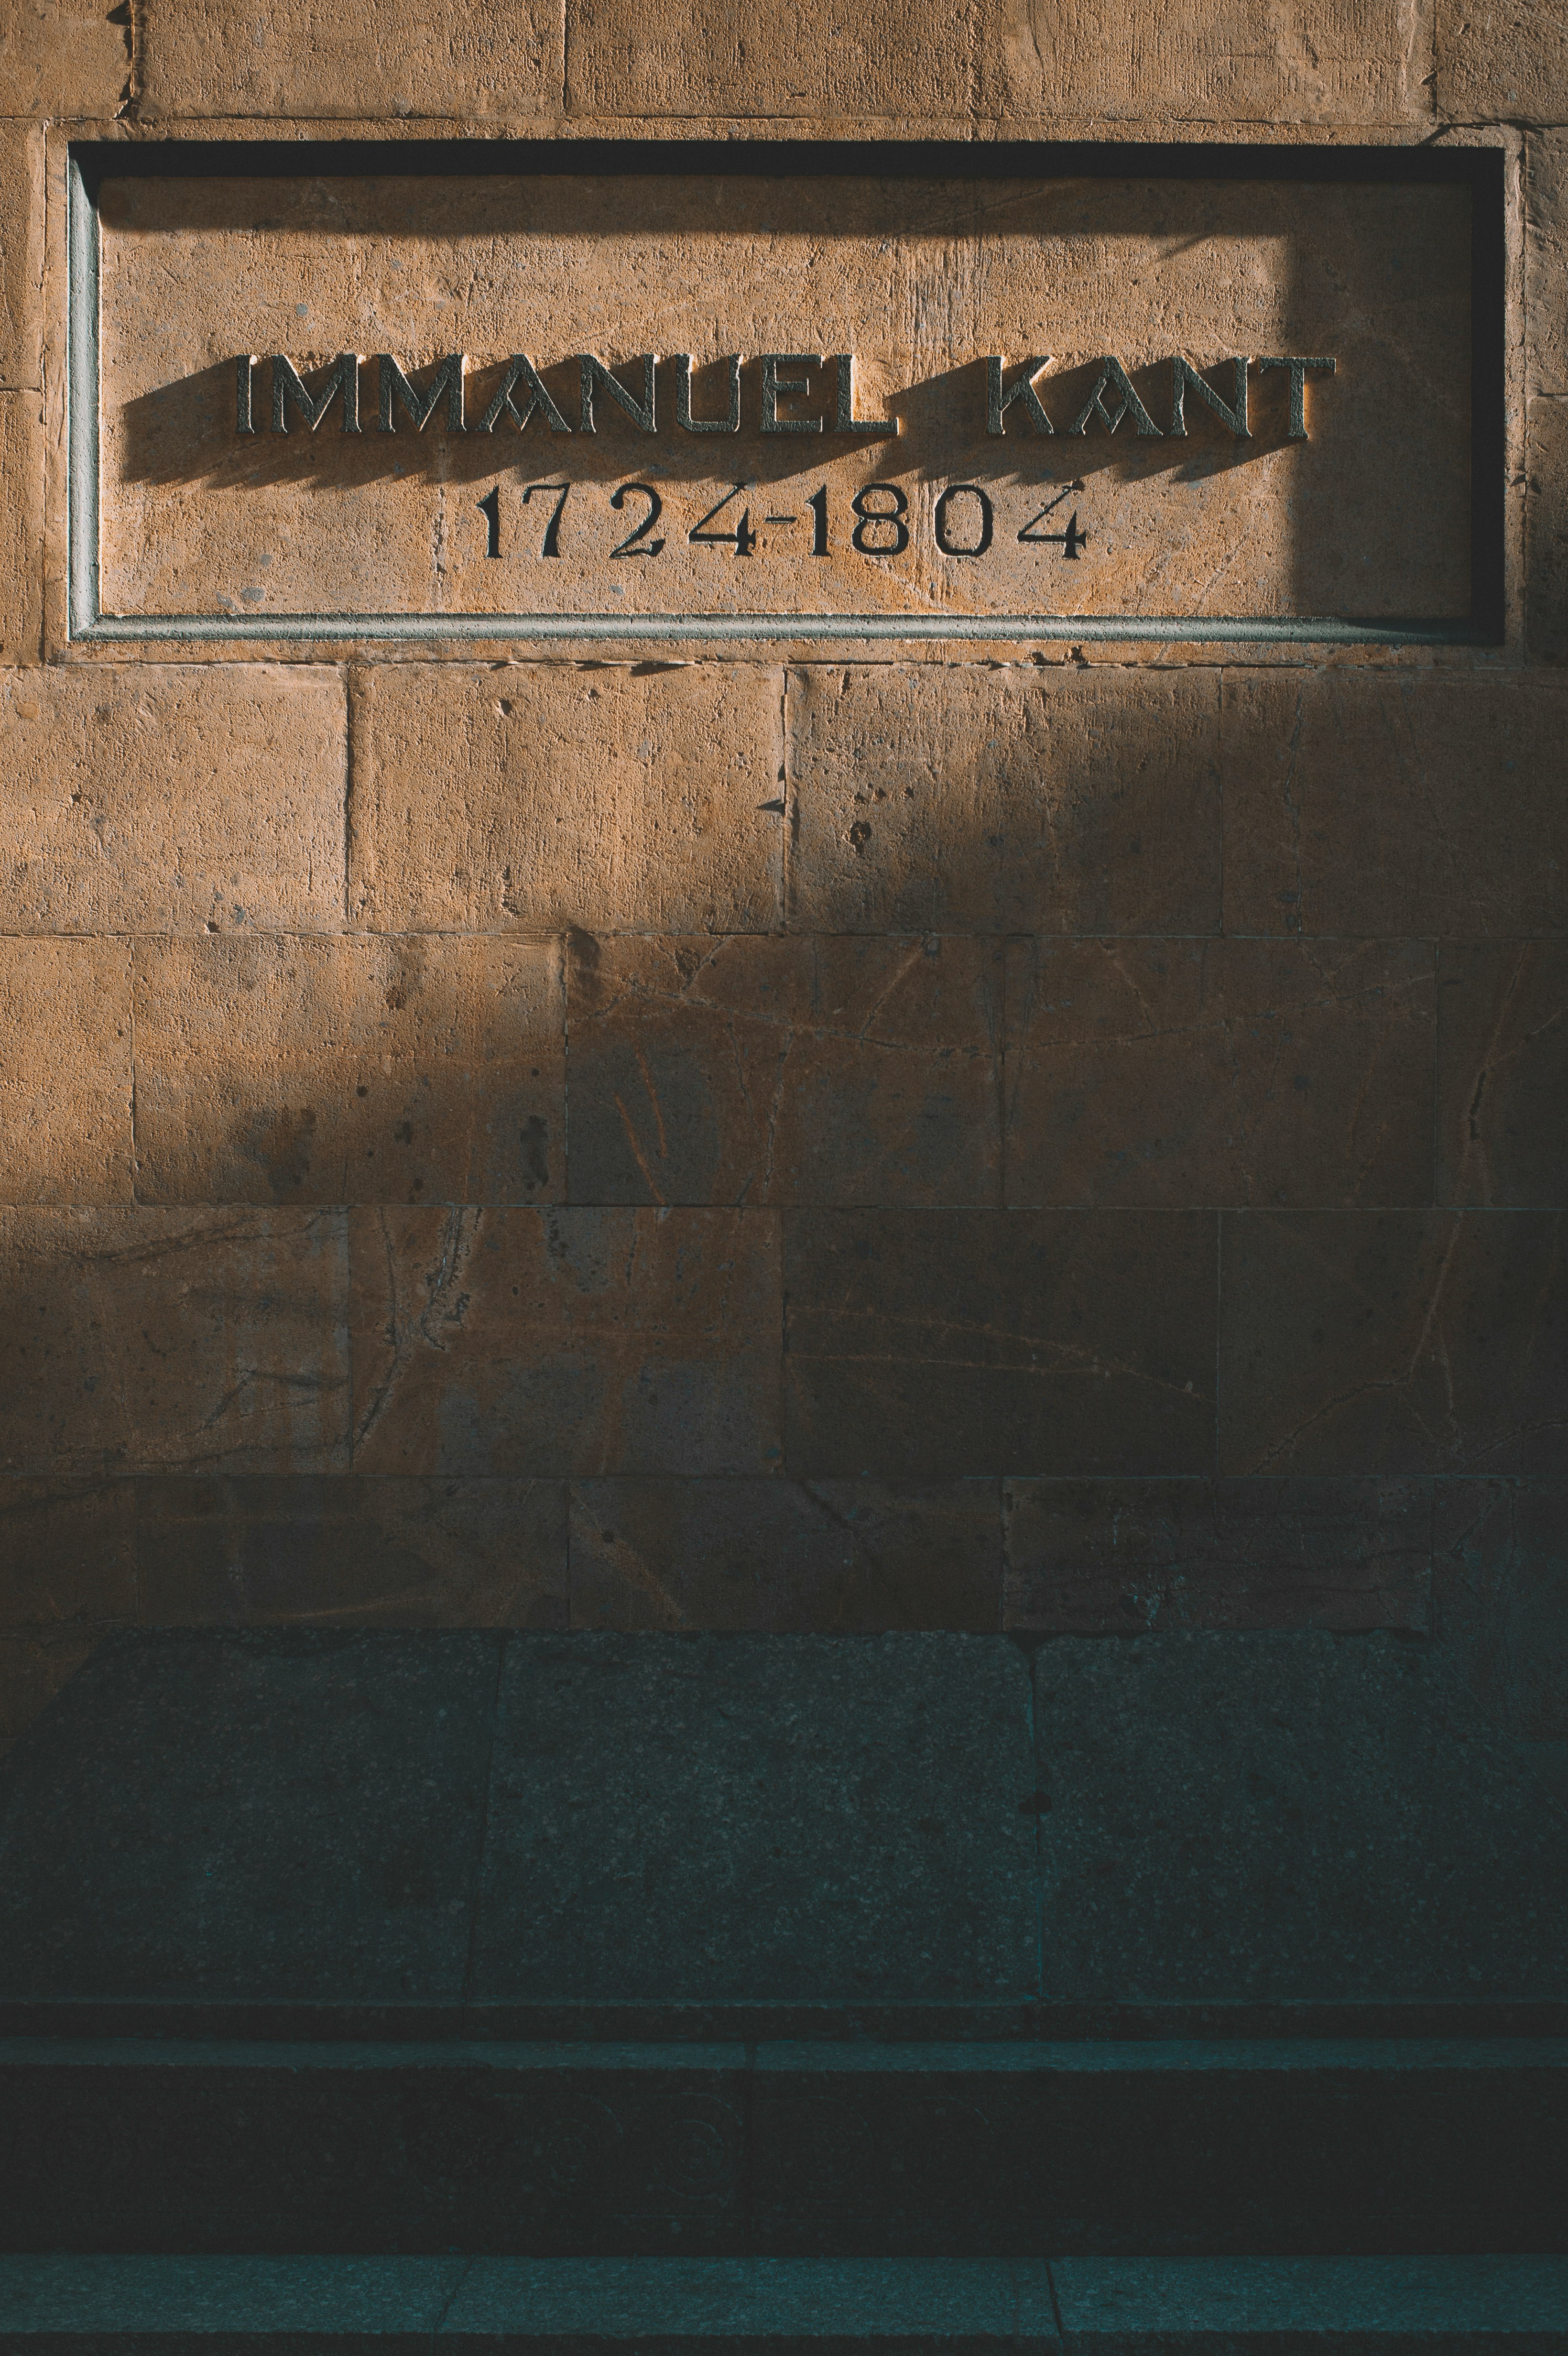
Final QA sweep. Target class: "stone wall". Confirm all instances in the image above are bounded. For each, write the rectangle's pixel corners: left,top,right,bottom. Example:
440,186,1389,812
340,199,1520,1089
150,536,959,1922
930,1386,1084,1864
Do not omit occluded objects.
0,1,1563,1758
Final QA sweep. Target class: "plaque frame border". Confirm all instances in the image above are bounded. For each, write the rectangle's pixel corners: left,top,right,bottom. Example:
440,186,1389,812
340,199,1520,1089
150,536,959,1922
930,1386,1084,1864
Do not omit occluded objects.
65,138,1506,650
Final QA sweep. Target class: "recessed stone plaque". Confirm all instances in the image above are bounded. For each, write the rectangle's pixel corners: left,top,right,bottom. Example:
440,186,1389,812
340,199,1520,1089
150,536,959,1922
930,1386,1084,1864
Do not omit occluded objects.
67,143,1501,646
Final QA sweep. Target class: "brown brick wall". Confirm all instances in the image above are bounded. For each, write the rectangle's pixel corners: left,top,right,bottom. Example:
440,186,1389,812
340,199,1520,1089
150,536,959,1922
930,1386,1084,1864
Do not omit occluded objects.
0,6,1562,1752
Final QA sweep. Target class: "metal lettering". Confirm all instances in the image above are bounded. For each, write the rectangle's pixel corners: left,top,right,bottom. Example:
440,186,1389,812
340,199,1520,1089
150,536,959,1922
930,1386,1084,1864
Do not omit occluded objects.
1067,359,1162,437
672,353,741,433
1257,356,1337,439
835,354,896,437
270,353,361,434
244,349,1337,450
480,355,572,435
987,357,1054,435
379,352,467,433
579,354,658,434
1169,357,1249,438
761,355,824,434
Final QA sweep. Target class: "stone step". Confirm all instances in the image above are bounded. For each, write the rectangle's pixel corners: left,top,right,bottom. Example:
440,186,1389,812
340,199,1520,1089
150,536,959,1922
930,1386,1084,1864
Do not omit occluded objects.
4,1630,1566,2034
0,2256,1564,2351
4,2037,1564,2258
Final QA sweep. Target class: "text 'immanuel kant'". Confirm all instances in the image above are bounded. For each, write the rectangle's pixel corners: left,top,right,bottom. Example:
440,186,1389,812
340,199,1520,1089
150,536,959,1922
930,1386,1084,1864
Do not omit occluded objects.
234,352,1339,441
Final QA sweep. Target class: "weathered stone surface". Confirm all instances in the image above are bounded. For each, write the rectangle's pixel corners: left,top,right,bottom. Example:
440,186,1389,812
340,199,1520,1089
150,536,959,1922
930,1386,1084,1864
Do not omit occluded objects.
134,935,564,1207
1527,133,1568,394
784,1210,1215,1477
0,1630,105,1757
991,0,1419,125
0,396,42,666
1220,1211,1568,1475
133,1476,570,1629
1434,1477,1568,1745
135,0,562,119
567,0,979,119
0,128,42,392
790,667,1221,935
0,668,346,934
1003,938,1434,1208
0,8,1552,1697
1034,1629,1568,2000
570,1477,1002,1628
1004,1475,1430,1632
1526,397,1568,665
1222,672,1568,936
0,941,132,1205
0,1480,137,1629
567,933,1002,1207
0,0,127,115
353,666,781,935
0,1629,500,2001
0,1209,351,1477
565,0,979,118
1437,941,1568,1205
469,1633,1037,1999
351,1207,782,1475
1436,0,1568,125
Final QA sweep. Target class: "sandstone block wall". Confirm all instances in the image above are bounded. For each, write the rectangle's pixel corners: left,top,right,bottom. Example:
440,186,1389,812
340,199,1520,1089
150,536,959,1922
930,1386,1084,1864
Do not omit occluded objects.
0,1,1563,1757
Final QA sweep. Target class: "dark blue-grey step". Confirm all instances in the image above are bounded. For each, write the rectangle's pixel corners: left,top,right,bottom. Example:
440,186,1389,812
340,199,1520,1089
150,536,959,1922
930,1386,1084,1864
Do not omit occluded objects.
4,2038,1564,2257
0,1631,1035,2010
4,2001,1568,2043
1,2256,1565,2351
1,1627,1564,2018
1029,1629,1568,2007
1048,2258,1568,2350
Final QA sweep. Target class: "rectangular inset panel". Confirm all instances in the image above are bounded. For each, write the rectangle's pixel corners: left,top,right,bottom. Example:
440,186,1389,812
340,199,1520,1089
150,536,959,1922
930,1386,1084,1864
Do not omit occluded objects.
68,143,1500,648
